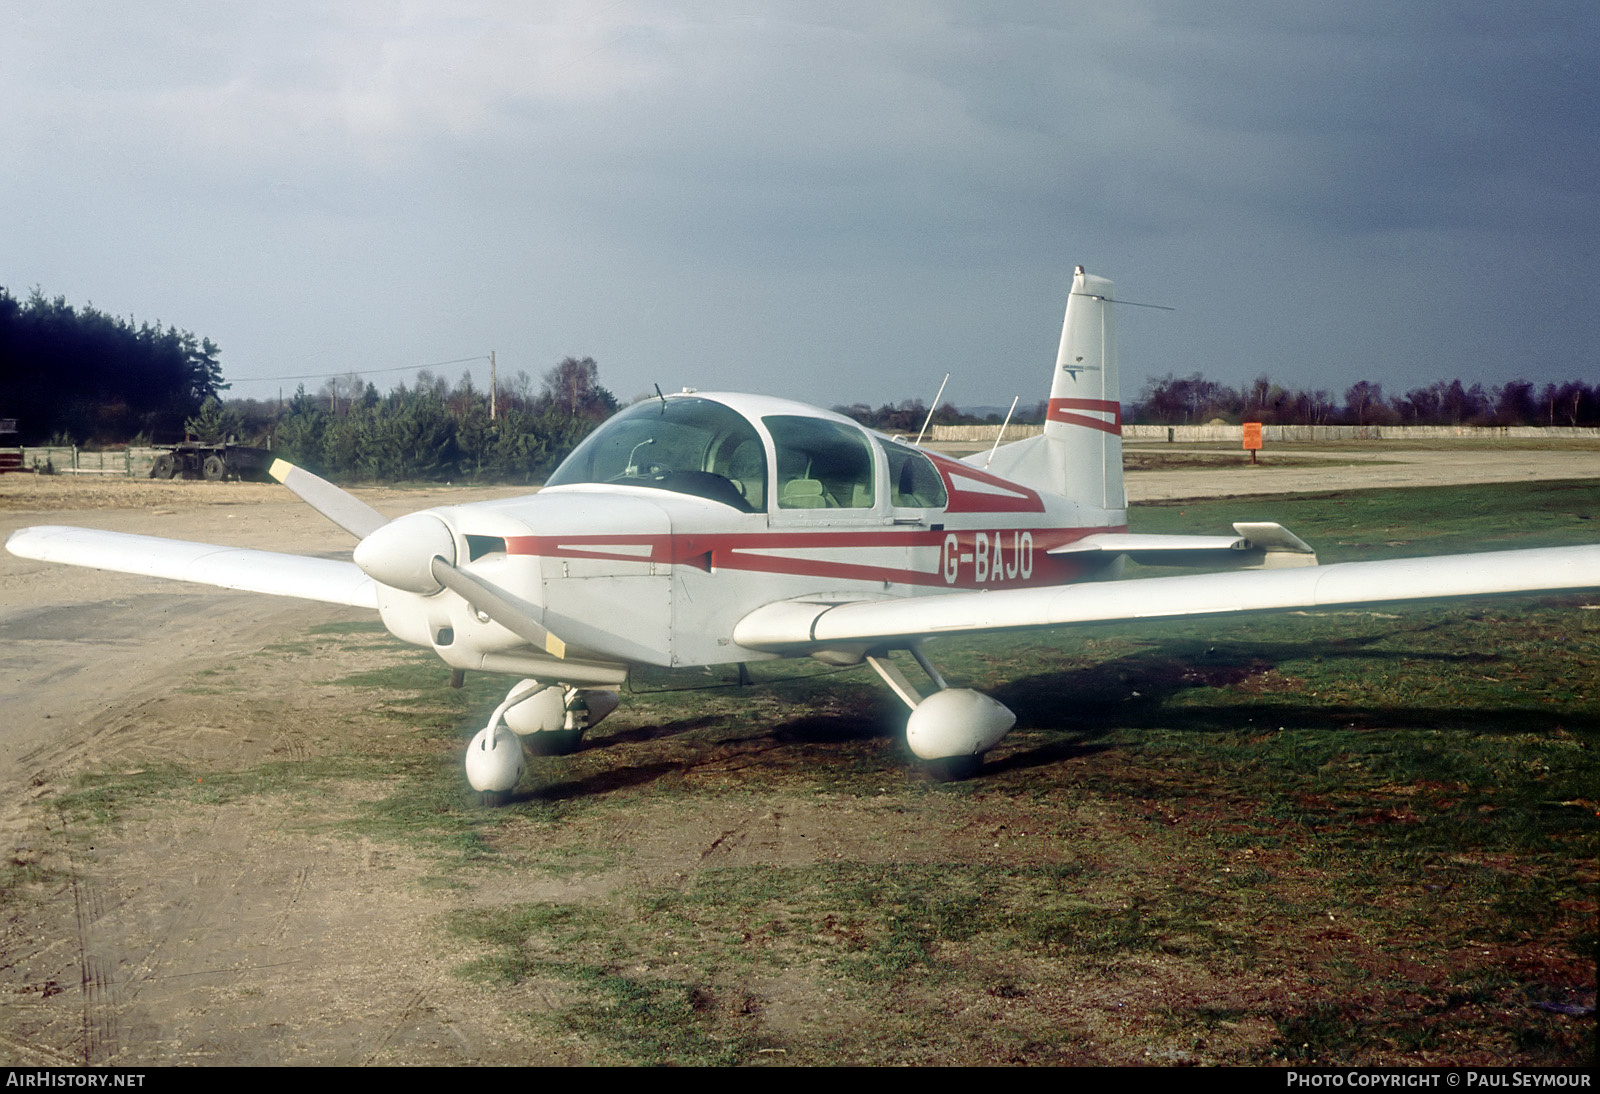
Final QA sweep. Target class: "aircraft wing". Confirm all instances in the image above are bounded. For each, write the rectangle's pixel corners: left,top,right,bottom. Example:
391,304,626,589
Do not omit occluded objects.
732,544,1600,654
6,525,379,609
1052,522,1318,568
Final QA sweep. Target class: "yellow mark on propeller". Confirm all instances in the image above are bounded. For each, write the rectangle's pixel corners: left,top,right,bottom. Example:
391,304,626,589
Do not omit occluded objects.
546,633,567,659
268,458,292,483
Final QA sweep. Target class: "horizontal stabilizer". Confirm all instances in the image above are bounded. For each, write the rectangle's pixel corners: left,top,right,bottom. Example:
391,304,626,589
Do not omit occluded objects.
733,544,1600,653
1052,533,1248,554
6,526,379,609
1231,522,1316,560
1053,522,1317,569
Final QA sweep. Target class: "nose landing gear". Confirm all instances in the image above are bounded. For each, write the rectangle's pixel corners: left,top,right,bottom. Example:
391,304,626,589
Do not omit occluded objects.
465,678,622,802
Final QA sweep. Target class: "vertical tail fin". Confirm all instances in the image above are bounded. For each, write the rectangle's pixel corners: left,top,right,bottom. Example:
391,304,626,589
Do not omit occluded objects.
976,266,1126,517
1047,266,1124,511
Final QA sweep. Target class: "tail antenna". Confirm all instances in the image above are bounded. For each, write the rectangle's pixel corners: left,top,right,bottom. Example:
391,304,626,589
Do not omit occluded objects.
984,396,1020,468
913,372,951,447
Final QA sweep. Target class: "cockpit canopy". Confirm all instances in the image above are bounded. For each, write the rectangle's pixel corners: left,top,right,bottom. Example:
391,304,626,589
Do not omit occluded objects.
545,396,947,514
546,397,767,511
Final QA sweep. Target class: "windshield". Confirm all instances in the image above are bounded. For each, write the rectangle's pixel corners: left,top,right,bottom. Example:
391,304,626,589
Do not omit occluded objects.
546,397,767,512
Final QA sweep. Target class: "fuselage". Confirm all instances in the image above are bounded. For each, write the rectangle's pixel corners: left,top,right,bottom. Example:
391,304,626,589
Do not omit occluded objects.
370,392,1127,680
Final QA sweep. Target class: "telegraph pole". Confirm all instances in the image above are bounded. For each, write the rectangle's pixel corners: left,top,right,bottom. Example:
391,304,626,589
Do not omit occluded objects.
490,350,497,420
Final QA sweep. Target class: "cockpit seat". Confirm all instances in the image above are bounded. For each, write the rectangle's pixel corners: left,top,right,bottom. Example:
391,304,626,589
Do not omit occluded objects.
781,478,830,509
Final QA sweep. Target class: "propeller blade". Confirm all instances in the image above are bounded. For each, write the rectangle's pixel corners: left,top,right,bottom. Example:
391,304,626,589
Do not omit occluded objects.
429,556,568,659
269,458,388,539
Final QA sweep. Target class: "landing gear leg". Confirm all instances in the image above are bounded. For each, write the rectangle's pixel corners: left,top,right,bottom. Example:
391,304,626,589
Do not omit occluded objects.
865,652,924,709
864,645,1015,776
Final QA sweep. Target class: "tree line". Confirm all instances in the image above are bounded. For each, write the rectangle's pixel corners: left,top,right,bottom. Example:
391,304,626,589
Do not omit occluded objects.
837,375,1598,432
1127,373,1598,428
195,355,618,483
0,287,226,444
831,400,1026,433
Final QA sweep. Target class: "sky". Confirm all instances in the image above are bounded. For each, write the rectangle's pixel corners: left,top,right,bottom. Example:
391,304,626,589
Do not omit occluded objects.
3,2,1596,412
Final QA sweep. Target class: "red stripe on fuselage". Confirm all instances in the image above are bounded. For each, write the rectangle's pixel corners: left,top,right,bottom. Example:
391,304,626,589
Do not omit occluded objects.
502,525,1126,589
1047,398,1122,435
924,452,1046,514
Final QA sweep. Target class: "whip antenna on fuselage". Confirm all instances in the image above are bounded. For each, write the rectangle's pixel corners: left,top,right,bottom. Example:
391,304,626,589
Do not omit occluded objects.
913,372,950,447
984,396,1020,468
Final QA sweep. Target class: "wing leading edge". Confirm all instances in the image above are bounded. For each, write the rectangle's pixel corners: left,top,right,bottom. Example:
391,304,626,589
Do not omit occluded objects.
732,544,1600,654
6,526,379,609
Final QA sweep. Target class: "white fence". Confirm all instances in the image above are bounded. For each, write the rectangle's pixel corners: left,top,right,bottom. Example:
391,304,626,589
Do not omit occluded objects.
13,424,1599,479
19,446,164,476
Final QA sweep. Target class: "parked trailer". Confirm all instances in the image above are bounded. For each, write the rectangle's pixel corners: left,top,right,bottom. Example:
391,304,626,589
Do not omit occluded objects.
149,442,274,482
0,420,25,474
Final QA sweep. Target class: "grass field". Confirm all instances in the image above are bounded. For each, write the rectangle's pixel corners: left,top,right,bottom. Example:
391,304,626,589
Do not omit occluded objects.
47,480,1599,1065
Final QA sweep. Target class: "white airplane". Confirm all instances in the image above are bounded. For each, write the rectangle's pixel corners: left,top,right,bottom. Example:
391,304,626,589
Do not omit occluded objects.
9,268,1599,798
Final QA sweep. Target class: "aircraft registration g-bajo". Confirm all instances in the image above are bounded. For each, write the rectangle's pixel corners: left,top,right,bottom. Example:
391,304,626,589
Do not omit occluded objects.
9,267,1600,798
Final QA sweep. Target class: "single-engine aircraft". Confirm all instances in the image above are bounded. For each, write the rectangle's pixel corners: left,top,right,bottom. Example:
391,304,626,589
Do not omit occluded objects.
9,267,1600,798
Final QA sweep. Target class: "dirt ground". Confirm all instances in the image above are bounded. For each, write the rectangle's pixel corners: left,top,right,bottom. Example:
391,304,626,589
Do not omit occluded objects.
0,448,1595,1065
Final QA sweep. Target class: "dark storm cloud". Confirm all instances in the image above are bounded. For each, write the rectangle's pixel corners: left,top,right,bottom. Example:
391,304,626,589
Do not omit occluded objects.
2,2,1594,407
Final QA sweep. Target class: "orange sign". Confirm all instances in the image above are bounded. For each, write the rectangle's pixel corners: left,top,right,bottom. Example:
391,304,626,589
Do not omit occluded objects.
1242,422,1263,451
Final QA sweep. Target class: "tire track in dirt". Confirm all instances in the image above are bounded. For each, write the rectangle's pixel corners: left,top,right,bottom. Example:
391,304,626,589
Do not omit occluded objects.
364,987,428,1066
700,809,788,864
0,590,354,849
66,841,118,1065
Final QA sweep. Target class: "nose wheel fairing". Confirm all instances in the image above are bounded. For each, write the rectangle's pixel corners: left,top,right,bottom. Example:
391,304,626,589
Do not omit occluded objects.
465,678,623,794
